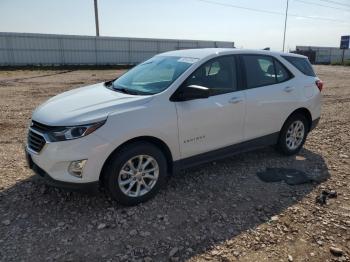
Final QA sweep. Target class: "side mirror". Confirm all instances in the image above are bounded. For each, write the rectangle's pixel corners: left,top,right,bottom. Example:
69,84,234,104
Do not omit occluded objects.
170,85,210,102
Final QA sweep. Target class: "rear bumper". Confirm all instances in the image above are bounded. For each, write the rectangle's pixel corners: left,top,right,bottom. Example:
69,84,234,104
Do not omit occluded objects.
310,117,320,131
26,152,99,193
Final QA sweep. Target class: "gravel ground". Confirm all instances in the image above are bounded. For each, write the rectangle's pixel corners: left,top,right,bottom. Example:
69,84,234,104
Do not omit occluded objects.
0,66,349,262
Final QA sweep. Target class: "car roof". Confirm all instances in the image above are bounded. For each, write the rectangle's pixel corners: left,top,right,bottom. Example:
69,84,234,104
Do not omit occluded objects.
158,48,307,59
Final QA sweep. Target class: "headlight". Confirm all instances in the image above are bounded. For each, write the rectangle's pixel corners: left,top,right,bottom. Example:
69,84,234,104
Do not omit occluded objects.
47,120,105,142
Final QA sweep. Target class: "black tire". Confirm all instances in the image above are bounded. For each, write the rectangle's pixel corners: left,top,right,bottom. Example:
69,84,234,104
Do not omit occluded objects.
103,141,168,206
277,114,309,156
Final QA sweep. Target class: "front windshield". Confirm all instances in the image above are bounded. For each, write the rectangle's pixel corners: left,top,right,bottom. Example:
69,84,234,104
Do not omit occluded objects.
112,56,198,95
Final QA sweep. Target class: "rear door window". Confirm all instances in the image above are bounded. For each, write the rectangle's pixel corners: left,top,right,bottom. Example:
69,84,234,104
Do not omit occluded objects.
274,59,293,83
242,55,277,88
282,56,316,77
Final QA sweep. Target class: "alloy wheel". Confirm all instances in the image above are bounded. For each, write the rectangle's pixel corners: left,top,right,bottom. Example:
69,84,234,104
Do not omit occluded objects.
117,155,159,197
286,120,305,150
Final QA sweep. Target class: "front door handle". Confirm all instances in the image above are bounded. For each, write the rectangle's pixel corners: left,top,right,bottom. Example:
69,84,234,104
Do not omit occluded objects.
284,86,295,93
229,97,243,104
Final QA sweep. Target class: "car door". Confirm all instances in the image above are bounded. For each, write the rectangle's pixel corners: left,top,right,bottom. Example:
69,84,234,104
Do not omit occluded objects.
173,55,246,159
241,54,298,141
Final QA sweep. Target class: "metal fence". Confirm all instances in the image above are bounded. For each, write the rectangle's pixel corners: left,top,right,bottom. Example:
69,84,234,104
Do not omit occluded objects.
0,32,235,66
296,46,350,64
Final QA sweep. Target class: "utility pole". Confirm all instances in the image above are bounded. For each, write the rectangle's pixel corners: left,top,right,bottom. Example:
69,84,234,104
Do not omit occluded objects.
94,0,100,36
282,0,289,52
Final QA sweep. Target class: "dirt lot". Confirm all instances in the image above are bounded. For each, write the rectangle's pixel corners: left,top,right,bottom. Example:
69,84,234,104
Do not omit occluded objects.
0,66,349,262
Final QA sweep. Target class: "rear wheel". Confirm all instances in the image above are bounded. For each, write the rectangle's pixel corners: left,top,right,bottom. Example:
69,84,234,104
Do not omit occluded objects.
277,114,309,156
103,142,168,206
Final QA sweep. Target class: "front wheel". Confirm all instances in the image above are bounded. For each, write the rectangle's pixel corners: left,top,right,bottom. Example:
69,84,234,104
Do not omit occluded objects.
103,142,168,206
277,114,309,156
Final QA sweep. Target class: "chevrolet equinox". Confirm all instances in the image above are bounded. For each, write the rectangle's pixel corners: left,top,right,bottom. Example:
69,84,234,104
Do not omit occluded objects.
26,48,322,205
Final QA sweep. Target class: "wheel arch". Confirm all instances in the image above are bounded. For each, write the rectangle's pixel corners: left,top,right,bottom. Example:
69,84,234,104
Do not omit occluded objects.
284,107,312,131
99,136,174,182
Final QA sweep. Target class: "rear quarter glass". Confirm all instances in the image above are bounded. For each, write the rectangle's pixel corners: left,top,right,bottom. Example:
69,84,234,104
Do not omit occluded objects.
282,56,316,77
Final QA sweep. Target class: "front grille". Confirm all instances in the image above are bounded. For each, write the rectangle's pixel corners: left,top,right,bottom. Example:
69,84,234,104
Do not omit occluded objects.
31,120,56,133
28,130,46,153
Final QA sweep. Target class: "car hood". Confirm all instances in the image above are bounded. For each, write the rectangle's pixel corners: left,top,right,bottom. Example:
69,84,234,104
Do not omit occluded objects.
32,82,153,126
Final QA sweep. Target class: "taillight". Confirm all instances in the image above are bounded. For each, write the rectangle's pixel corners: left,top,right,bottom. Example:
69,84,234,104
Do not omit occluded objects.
316,80,324,92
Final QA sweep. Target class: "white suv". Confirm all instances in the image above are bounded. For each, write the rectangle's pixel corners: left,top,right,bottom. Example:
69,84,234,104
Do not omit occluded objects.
26,48,322,205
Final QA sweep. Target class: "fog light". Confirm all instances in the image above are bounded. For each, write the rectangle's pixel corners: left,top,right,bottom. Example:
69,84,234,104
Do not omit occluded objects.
68,160,87,178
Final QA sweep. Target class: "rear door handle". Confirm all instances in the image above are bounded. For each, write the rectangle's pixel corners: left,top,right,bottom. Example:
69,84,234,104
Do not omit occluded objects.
284,86,295,93
229,97,243,104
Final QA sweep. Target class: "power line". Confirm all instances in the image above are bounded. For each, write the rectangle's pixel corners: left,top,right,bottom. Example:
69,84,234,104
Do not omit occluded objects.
295,0,350,12
195,0,350,24
196,0,282,15
319,0,350,8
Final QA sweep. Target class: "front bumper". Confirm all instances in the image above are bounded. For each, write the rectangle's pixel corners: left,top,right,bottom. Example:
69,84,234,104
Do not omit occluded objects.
26,130,114,187
27,152,99,192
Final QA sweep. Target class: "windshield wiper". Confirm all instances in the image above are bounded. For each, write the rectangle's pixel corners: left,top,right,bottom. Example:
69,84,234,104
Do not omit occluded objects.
104,79,139,95
105,79,139,95
105,80,150,95
113,87,141,95
104,77,118,87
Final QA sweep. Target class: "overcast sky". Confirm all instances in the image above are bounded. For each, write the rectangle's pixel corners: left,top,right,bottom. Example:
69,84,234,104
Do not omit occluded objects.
0,0,349,51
